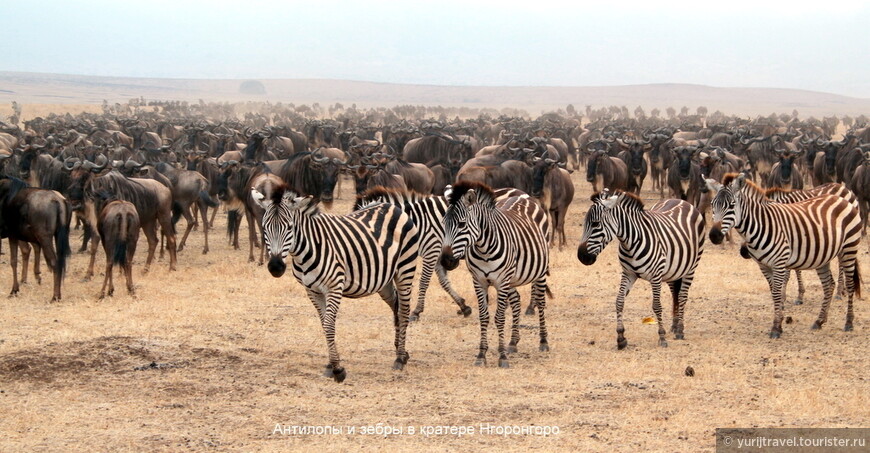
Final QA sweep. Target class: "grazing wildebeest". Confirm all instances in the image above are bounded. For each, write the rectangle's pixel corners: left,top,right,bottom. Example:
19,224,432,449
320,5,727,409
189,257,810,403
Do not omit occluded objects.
586,149,628,192
97,199,140,298
531,158,575,250
0,176,71,301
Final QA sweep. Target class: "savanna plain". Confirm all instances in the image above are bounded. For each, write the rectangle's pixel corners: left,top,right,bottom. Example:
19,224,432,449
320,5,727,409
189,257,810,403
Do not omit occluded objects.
0,109,868,452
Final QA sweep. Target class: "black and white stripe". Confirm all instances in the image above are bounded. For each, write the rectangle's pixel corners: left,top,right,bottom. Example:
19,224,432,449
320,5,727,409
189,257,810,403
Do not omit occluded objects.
709,173,862,338
577,189,705,349
355,186,526,321
253,185,419,383
440,181,550,368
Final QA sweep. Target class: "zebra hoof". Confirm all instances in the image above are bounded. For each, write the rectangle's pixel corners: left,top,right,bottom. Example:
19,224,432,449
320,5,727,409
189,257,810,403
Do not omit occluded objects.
507,343,518,354
674,333,685,340
617,338,628,350
739,245,751,259
409,313,420,322
539,342,550,352
769,330,781,339
498,357,510,368
474,357,486,367
794,299,803,305
392,360,405,371
844,324,854,332
332,367,347,383
811,321,823,330
659,339,668,348
525,305,535,316
459,306,472,317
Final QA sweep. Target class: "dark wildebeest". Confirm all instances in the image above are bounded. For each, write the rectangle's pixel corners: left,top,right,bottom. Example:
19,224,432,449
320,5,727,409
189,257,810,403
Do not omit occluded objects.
403,133,473,180
848,145,870,234
154,162,219,254
531,158,575,251
667,146,703,209
617,138,649,194
767,149,805,191
216,162,285,263
97,200,140,298
456,159,533,194
0,175,71,301
811,136,847,187
68,169,177,278
586,149,628,192
644,130,675,197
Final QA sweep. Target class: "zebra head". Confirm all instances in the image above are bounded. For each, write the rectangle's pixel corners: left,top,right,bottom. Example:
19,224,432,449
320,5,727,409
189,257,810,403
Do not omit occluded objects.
252,186,314,278
440,183,488,271
708,175,739,244
577,190,616,265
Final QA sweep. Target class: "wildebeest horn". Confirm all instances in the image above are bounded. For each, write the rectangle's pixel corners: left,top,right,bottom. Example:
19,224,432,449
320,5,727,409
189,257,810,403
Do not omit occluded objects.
346,164,360,170
545,158,556,164
93,154,108,170
63,157,81,170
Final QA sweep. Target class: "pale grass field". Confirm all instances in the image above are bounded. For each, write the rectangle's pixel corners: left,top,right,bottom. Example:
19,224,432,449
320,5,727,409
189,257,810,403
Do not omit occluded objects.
0,166,867,452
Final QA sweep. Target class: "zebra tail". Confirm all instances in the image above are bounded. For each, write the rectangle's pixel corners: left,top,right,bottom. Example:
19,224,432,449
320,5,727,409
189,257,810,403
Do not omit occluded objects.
853,262,861,299
545,285,554,299
672,278,683,309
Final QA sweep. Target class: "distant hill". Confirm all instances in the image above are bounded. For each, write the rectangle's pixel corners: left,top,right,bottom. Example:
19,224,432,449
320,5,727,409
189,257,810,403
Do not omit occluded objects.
1,71,868,117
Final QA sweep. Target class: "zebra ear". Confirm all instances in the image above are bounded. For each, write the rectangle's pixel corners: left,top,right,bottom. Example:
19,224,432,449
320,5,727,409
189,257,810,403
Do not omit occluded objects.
288,195,314,211
251,189,269,209
601,193,619,209
704,178,722,193
733,173,747,189
462,189,478,206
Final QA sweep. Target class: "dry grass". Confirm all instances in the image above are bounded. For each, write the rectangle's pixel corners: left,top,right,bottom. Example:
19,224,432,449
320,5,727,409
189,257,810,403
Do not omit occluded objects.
0,171,868,452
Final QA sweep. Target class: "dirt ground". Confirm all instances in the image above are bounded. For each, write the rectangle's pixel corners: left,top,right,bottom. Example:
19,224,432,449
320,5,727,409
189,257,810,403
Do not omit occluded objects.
0,167,868,452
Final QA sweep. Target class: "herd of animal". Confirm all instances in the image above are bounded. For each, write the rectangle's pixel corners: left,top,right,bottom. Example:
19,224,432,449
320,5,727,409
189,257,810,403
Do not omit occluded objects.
0,102,866,382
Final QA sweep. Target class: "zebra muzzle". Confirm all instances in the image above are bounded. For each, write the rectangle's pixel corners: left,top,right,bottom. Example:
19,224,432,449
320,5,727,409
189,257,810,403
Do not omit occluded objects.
267,256,286,277
577,243,597,265
440,247,460,271
709,222,725,245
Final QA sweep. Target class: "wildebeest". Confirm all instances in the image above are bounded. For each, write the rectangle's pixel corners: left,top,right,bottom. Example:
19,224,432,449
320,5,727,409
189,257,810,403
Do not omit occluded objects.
617,138,649,194
667,146,702,209
456,160,533,194
217,161,285,263
97,200,140,298
767,149,805,191
847,145,870,234
0,176,71,301
586,149,628,192
811,138,845,187
154,162,218,254
531,158,574,250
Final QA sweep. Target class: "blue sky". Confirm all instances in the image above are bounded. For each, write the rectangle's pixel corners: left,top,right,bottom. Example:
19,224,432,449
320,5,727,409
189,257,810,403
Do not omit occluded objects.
3,1,869,97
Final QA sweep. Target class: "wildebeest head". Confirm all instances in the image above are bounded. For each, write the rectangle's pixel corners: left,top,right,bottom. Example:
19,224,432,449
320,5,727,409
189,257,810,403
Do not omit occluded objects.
309,148,348,204
586,149,607,183
531,158,562,198
674,146,699,180
65,155,108,211
620,138,650,176
774,148,803,186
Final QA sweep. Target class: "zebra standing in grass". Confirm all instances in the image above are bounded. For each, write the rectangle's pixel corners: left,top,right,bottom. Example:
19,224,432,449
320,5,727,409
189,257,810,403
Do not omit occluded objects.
440,181,551,368
354,186,527,322
252,185,419,383
708,173,861,338
577,190,705,349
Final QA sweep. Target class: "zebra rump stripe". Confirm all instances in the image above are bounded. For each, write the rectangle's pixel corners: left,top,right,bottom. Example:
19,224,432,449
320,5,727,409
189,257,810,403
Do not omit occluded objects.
440,181,550,368
253,184,419,383
577,189,705,349
354,186,527,321
709,173,861,338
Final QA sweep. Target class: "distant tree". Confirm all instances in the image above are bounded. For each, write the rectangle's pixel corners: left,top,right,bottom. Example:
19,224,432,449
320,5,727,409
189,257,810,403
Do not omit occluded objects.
679,106,689,117
666,107,676,120
792,109,800,119
650,108,660,119
696,106,708,117
843,115,854,128
634,105,645,119
566,104,576,117
239,80,266,95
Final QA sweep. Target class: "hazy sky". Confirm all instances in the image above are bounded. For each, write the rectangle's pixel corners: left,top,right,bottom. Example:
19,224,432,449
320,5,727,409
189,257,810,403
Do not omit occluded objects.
3,1,870,97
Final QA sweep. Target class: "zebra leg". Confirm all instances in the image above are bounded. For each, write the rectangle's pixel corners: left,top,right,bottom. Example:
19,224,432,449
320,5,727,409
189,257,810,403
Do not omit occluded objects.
794,270,805,305
835,261,847,300
760,265,788,338
811,264,835,330
506,287,521,354
675,276,693,340
410,250,437,321
322,292,345,383
473,281,490,366
532,278,549,352
615,273,637,350
305,289,334,378
380,281,411,370
436,264,470,317
651,279,667,347
495,285,510,368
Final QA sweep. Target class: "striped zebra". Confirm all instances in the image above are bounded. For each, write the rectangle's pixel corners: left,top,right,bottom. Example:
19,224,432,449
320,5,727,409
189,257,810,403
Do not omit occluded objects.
354,186,527,321
440,181,551,368
577,189,705,349
745,183,859,305
708,173,861,338
252,185,419,383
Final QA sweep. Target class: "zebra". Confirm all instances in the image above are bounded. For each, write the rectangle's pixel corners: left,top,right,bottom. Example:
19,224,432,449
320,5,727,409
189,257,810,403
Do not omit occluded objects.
439,181,551,368
354,185,527,322
252,184,419,383
577,189,705,349
708,173,862,338
741,183,859,305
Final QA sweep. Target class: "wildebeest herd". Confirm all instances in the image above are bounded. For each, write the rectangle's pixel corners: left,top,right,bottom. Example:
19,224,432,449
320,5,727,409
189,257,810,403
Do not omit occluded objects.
0,104,866,382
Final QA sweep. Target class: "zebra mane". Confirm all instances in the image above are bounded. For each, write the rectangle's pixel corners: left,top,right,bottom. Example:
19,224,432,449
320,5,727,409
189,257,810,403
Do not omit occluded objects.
764,187,794,198
270,183,320,214
615,191,645,210
354,185,428,210
720,172,740,186
447,180,496,207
